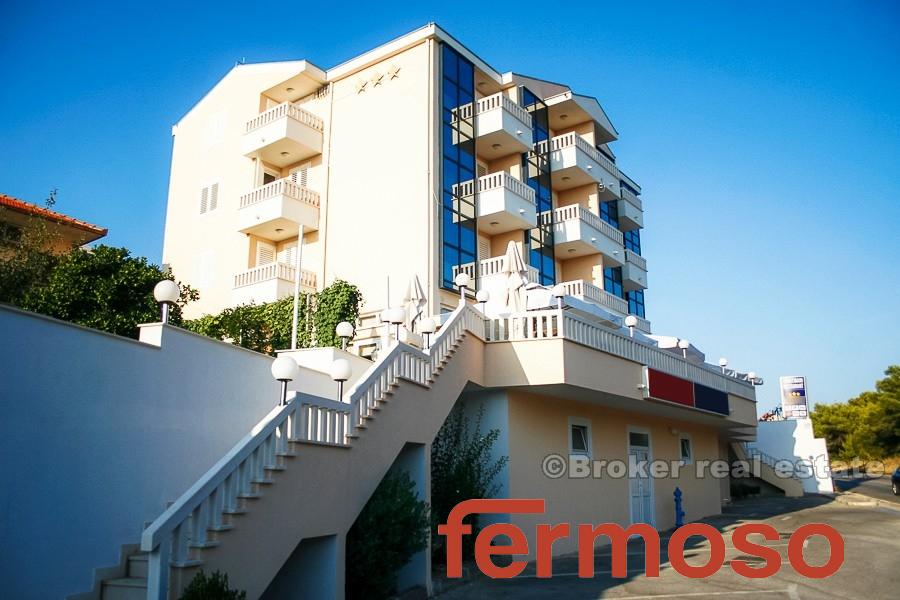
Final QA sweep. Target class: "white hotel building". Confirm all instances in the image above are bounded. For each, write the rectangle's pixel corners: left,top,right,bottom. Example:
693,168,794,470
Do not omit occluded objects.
1,23,796,600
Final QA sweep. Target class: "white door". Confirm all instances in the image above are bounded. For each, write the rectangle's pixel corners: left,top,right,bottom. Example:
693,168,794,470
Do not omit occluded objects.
628,430,654,526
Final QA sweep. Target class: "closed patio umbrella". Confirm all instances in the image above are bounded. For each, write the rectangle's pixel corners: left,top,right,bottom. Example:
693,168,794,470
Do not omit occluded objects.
501,241,528,313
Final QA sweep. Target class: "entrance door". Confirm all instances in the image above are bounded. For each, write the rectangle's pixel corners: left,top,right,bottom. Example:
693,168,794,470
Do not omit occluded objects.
628,429,654,526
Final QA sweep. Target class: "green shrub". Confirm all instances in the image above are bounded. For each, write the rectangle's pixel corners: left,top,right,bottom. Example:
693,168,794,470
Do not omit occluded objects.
430,402,508,563
346,470,429,599
180,570,246,600
14,245,197,338
183,280,362,355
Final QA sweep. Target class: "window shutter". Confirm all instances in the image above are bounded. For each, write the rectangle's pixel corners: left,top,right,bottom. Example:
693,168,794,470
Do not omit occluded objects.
209,183,219,211
280,243,297,266
290,163,310,187
199,187,209,214
477,163,487,178
256,241,275,265
477,237,489,263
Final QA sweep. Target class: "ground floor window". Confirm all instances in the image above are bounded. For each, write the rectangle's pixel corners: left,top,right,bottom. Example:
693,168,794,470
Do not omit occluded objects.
679,434,693,464
569,417,592,456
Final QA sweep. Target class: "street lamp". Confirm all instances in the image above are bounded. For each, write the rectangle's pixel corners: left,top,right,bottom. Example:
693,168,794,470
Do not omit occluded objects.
388,307,405,341
551,284,566,310
153,280,180,325
420,317,436,350
336,321,354,351
718,357,728,374
624,315,638,338
330,358,352,402
379,308,392,341
454,272,470,304
678,339,690,359
271,356,299,406
476,289,490,313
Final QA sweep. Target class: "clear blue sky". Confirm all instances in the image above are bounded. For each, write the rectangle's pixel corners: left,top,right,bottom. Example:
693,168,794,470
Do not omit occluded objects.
2,1,898,412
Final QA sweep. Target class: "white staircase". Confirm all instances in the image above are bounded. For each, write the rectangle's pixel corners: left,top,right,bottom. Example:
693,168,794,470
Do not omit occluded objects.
731,442,804,497
79,305,486,600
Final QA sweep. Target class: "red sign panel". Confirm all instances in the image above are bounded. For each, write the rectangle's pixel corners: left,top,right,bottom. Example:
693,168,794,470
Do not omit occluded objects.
647,368,695,407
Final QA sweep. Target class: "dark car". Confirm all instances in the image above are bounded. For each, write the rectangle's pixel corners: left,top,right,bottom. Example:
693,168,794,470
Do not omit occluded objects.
892,467,900,495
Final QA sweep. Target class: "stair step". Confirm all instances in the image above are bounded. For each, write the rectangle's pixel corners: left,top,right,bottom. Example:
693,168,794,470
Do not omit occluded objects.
289,438,351,449
237,492,262,499
222,507,247,515
251,478,274,485
190,540,221,549
276,450,298,458
126,554,148,579
264,464,286,471
172,558,203,569
102,578,147,600
208,523,234,532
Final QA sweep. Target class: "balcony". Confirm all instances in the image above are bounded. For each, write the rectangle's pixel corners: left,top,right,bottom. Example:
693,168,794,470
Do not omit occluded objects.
453,256,540,288
472,92,533,160
542,204,624,265
538,133,620,197
623,250,648,291
238,178,320,241
473,172,536,233
559,279,628,315
242,103,324,168
232,262,316,306
617,187,644,230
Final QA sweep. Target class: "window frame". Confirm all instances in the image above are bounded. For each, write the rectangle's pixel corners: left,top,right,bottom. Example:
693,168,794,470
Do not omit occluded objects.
679,433,694,465
568,416,593,457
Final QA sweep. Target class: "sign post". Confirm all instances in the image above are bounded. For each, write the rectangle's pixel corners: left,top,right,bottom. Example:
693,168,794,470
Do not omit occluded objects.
780,376,809,419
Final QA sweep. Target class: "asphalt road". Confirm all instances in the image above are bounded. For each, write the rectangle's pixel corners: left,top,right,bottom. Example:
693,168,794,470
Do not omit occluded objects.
435,496,900,600
833,474,899,503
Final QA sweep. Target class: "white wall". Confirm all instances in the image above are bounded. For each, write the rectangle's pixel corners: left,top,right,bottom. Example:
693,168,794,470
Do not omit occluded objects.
755,419,834,493
0,305,282,599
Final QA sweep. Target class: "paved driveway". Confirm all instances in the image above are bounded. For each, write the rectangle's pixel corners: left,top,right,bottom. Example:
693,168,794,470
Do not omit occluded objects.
435,496,900,599
833,473,898,504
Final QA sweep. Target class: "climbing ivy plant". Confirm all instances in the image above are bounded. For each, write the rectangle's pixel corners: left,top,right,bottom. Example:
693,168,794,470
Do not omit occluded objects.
183,279,361,355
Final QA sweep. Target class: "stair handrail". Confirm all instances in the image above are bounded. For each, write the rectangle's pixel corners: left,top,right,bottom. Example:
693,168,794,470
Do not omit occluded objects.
346,304,486,429
140,304,486,598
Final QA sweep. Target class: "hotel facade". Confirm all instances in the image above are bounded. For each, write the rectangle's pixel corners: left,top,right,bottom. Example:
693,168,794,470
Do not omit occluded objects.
1,23,785,600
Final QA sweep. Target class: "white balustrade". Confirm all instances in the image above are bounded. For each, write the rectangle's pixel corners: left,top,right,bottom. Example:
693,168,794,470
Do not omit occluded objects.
239,178,320,209
245,102,324,134
234,263,316,290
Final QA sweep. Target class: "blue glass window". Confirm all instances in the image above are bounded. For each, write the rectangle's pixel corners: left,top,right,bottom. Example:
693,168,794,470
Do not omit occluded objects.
624,229,641,254
626,290,646,318
440,45,477,290
521,86,555,286
600,200,619,230
603,266,623,298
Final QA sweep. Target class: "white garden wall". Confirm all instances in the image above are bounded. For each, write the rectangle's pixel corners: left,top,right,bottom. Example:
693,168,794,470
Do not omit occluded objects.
0,305,282,599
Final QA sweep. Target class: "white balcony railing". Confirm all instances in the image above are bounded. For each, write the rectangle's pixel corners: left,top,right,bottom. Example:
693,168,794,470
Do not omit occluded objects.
538,132,620,180
621,187,643,211
239,178,321,210
477,171,536,203
453,257,540,285
233,262,316,290
475,92,533,128
542,204,624,246
625,249,647,271
559,279,629,315
456,92,532,125
483,308,755,399
245,102,324,134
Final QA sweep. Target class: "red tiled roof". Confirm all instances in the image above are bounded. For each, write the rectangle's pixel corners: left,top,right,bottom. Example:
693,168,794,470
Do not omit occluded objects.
0,194,108,236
